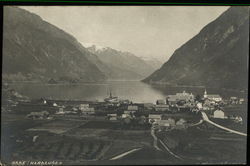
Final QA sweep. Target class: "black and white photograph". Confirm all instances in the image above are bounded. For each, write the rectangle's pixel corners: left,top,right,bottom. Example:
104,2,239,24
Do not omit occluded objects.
1,5,249,165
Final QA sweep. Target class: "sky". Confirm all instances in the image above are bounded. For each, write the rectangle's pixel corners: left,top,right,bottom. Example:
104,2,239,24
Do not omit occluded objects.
20,6,228,61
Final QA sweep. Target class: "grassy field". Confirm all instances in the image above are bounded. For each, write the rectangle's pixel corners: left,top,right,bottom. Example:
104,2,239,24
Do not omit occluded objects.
157,122,247,164
1,113,155,165
26,119,87,134
2,108,245,165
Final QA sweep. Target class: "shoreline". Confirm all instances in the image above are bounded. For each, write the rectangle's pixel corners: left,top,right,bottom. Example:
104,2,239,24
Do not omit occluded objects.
142,81,247,93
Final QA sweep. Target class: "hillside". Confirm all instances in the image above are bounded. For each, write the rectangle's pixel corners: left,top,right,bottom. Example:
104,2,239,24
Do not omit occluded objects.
2,6,106,83
87,45,157,80
143,7,249,90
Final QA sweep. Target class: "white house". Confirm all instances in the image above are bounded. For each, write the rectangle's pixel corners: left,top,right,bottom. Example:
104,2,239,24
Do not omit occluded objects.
148,114,162,123
155,104,169,111
196,102,203,110
213,110,225,119
107,114,118,121
157,118,175,127
127,105,138,111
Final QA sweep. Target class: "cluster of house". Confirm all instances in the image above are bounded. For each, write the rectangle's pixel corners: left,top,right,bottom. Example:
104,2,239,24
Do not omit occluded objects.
191,90,226,119
143,91,196,113
229,97,245,105
106,105,139,121
208,109,243,123
166,91,195,106
196,90,244,122
24,89,245,126
106,106,188,129
148,114,187,130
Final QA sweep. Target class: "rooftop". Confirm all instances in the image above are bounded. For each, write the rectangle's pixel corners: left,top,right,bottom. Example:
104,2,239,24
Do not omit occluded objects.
149,114,162,118
206,94,222,98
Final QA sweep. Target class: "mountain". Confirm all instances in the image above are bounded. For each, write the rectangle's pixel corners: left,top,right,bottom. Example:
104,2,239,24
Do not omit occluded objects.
139,57,163,71
2,6,106,83
87,45,157,80
143,7,249,90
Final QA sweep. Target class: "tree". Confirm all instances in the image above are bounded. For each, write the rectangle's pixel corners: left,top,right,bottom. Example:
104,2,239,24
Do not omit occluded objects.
195,94,202,102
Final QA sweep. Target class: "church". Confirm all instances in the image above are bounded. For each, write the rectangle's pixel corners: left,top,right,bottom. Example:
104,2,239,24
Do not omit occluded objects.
203,89,222,102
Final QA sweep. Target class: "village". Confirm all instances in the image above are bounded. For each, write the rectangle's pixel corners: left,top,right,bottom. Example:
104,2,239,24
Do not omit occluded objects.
4,86,246,127
2,81,247,133
1,83,247,164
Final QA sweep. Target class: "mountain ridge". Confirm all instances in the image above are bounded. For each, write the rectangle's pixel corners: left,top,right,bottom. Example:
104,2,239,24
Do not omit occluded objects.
3,6,107,83
143,6,249,90
87,45,160,80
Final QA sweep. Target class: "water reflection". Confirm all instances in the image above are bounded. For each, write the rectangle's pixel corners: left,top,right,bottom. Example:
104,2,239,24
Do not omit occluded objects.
8,81,165,103
8,81,247,103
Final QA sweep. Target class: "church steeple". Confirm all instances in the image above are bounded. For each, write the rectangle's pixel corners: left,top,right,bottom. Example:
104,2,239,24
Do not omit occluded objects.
204,89,207,98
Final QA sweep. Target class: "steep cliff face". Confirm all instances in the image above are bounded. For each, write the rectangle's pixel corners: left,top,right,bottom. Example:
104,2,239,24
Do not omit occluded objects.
144,7,249,90
87,45,156,80
2,6,106,83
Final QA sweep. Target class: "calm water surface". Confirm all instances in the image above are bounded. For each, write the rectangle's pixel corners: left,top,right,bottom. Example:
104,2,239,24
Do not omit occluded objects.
8,81,247,103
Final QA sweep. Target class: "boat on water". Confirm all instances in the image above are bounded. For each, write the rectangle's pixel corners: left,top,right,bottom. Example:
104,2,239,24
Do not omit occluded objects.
104,92,119,103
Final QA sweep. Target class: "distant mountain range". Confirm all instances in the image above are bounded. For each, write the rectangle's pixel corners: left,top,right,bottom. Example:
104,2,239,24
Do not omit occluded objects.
2,7,161,83
87,45,162,80
143,7,249,90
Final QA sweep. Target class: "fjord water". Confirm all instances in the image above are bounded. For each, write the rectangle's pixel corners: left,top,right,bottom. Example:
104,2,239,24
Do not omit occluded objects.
9,81,247,103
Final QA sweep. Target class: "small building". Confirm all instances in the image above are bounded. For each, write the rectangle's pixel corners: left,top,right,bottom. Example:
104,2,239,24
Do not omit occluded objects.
143,103,155,110
157,118,175,127
121,113,130,119
213,109,225,119
167,95,179,105
230,97,238,104
239,98,245,104
79,104,95,115
82,108,95,115
176,91,194,102
196,102,203,110
156,99,166,105
107,114,118,121
120,99,130,104
127,105,138,111
56,107,65,114
230,96,238,100
124,110,136,118
79,104,90,111
38,98,47,104
167,91,194,105
234,116,243,123
206,95,222,102
124,110,136,114
203,98,214,106
148,114,162,123
202,106,211,111
155,105,169,112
